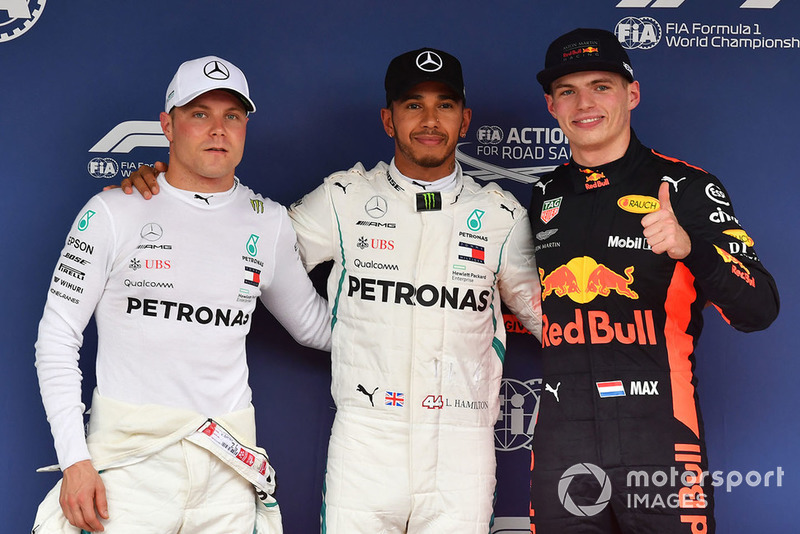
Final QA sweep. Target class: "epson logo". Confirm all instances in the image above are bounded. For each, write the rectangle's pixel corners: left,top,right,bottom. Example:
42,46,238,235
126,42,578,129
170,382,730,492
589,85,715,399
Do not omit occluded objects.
66,237,94,255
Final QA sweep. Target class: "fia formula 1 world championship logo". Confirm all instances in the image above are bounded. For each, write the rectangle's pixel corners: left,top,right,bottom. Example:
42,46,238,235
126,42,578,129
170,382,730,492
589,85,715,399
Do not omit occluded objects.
0,0,46,43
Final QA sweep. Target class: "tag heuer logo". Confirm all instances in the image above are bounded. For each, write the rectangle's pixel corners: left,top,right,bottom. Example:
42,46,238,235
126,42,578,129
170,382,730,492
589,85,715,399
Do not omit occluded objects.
540,197,562,224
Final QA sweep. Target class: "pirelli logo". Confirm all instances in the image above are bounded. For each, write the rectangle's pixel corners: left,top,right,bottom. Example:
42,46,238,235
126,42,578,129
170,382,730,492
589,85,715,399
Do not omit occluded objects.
416,192,442,212
58,263,86,281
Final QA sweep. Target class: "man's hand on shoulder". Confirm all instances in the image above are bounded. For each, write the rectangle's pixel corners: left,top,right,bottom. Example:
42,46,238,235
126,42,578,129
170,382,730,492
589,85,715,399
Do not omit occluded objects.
60,459,109,532
102,161,167,199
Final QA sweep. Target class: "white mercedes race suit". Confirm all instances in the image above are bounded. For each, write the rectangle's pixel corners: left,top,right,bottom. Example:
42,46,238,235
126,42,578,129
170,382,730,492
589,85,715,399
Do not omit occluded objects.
34,174,330,533
288,161,542,533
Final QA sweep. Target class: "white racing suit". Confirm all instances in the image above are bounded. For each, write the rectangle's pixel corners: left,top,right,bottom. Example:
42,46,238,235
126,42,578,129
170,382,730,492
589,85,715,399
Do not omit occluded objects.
32,392,282,533
289,161,542,533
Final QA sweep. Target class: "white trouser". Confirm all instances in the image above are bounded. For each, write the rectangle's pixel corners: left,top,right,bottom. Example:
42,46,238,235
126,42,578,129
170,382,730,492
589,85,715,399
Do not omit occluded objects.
321,411,497,534
33,439,256,533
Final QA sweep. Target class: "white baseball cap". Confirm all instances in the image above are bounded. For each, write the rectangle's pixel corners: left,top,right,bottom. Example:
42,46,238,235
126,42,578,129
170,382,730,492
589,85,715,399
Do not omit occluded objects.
165,55,256,113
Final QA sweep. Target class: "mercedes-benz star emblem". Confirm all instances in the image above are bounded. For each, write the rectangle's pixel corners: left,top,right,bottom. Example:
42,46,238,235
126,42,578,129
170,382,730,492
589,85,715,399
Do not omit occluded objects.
140,223,164,241
204,60,230,80
365,196,388,219
416,51,443,72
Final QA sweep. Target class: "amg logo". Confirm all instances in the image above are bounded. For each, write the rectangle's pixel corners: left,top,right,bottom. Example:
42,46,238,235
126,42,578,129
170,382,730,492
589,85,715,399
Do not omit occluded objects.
356,221,397,228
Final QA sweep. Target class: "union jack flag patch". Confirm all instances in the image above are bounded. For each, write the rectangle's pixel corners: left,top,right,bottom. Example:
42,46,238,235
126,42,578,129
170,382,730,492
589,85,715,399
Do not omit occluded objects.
385,391,404,407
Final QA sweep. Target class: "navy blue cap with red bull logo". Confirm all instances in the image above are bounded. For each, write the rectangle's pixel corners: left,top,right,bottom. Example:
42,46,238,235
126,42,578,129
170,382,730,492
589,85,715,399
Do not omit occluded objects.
384,47,466,106
537,28,634,94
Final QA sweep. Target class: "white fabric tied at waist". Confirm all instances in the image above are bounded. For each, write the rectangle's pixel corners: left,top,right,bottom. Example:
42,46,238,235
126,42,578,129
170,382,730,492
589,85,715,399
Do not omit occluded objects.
38,389,275,498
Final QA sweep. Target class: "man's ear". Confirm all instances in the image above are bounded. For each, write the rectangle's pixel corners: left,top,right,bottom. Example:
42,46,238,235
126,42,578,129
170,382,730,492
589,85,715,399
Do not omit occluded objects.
380,107,394,138
160,111,174,142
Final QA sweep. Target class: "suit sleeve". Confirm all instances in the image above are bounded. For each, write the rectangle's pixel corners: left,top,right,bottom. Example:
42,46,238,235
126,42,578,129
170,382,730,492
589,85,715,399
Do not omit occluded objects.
34,195,115,469
498,206,543,341
674,174,779,332
259,206,332,351
287,181,337,272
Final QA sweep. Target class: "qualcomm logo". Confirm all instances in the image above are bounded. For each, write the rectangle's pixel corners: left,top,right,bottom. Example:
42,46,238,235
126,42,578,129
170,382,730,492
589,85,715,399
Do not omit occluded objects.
616,0,780,7
494,378,541,452
89,121,168,154
0,0,46,43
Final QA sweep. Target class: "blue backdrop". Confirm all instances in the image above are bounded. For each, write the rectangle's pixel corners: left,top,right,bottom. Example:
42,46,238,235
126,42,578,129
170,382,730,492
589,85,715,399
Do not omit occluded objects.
2,1,797,532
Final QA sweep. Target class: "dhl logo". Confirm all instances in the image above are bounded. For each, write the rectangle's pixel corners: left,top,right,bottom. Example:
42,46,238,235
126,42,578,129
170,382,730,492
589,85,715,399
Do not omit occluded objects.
617,195,660,214
540,257,637,303
723,229,754,247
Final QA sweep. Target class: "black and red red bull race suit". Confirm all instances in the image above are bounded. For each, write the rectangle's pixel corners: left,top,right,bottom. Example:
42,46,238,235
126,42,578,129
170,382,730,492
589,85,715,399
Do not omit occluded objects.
528,131,779,534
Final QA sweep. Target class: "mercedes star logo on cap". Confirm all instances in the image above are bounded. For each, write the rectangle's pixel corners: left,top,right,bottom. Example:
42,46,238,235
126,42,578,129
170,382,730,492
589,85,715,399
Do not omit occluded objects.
416,51,443,72
203,60,230,80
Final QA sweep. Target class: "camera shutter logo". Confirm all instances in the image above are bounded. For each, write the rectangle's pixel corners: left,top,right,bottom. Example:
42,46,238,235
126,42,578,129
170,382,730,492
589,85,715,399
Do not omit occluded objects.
558,463,612,516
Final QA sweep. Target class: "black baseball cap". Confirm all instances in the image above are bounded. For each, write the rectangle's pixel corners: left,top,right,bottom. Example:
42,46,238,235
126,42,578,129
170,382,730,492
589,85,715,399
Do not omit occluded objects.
537,28,634,94
384,47,466,106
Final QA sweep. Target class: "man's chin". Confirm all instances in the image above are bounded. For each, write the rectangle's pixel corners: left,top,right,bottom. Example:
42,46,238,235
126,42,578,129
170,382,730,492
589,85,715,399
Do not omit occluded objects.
412,155,449,169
